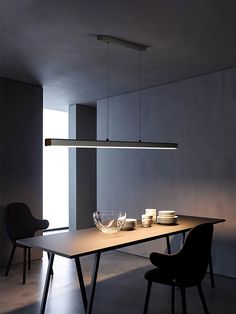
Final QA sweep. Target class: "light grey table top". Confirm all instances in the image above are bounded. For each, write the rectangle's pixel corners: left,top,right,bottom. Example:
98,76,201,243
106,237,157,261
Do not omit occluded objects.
17,215,225,259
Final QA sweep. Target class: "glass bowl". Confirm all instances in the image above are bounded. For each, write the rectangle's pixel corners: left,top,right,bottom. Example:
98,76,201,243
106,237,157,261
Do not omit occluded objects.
93,211,126,234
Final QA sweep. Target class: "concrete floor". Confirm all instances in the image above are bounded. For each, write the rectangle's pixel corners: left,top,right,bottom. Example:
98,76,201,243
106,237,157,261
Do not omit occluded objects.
0,250,236,314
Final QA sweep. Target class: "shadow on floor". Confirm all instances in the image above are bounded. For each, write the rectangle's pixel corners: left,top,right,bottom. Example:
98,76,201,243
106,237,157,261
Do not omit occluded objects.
1,251,236,314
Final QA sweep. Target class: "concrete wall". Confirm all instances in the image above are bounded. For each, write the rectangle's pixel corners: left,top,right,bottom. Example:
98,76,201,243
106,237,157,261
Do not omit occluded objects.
0,78,43,266
97,68,236,278
69,104,97,230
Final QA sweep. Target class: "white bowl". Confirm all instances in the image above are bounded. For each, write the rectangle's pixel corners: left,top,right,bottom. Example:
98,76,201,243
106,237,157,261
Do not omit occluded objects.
121,218,137,231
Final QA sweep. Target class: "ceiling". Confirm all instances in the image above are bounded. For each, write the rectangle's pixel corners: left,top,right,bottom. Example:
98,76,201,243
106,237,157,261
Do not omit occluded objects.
1,0,236,111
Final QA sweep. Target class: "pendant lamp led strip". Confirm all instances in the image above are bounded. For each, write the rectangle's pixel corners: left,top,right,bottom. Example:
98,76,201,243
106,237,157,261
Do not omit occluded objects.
45,138,177,149
45,35,178,150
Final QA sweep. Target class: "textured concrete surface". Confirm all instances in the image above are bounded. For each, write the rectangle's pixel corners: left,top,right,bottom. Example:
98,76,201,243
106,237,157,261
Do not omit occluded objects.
1,1,236,110
97,67,236,278
0,250,236,314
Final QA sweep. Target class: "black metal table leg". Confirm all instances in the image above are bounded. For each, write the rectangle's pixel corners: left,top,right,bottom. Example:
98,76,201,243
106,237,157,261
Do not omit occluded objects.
75,256,88,311
86,252,101,314
47,252,54,276
5,244,16,276
39,253,55,314
182,232,186,246
28,247,31,270
208,253,215,288
166,236,171,254
23,246,27,284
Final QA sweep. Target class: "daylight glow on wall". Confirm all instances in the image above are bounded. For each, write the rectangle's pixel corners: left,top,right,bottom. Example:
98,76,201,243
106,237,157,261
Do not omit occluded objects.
43,109,69,228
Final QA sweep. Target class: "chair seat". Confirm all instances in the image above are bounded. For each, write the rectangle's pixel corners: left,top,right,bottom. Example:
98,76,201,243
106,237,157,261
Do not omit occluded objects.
145,268,175,286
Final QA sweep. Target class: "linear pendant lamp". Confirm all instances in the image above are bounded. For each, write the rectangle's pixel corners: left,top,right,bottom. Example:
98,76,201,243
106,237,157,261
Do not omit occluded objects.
45,138,178,149
45,35,178,150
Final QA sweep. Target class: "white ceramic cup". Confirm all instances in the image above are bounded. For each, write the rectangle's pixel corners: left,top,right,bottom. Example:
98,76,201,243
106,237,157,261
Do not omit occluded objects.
142,214,153,220
145,209,157,223
141,214,152,227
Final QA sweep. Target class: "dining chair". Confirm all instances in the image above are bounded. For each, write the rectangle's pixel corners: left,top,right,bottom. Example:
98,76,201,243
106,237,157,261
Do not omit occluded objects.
144,223,213,314
165,232,215,288
5,202,50,284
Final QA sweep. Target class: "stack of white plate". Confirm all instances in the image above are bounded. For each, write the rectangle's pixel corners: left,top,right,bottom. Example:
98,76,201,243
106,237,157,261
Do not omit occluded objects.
157,210,178,225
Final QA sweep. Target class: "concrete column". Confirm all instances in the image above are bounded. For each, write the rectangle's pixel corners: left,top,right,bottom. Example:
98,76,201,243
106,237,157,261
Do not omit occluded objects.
0,78,43,266
69,104,96,230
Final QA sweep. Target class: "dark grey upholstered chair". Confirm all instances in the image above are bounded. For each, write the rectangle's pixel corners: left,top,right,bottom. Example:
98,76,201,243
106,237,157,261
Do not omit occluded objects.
5,202,49,284
165,231,215,288
144,223,213,314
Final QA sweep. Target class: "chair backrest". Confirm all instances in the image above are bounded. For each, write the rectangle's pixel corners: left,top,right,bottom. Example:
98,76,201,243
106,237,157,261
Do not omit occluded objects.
175,223,213,287
5,202,49,242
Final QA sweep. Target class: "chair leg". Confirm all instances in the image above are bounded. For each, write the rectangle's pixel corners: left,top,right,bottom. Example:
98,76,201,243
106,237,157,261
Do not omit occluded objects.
143,280,152,314
22,246,27,284
197,283,209,314
28,247,31,270
208,253,215,288
171,285,175,314
180,286,187,314
5,244,16,276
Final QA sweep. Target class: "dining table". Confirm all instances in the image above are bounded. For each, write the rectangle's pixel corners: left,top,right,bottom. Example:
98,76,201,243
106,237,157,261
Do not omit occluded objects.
17,214,225,314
